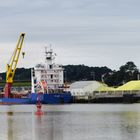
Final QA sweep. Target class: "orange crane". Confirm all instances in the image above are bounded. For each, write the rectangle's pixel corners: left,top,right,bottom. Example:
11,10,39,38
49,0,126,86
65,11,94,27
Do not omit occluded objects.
4,33,25,98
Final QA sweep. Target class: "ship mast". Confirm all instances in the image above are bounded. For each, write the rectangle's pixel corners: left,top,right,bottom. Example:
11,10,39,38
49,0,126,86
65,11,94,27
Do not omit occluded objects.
45,47,55,69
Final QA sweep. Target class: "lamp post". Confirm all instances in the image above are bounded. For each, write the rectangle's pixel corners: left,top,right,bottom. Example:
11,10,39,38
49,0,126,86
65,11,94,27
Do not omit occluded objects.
101,73,106,83
64,70,67,83
137,69,140,80
91,71,95,80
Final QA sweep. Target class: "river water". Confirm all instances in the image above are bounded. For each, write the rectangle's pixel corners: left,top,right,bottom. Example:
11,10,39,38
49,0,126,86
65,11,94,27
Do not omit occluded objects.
0,104,140,140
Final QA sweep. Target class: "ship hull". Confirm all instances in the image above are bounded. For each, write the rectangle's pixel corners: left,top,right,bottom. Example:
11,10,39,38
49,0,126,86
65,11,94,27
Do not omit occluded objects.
0,93,72,105
29,93,72,104
0,98,30,105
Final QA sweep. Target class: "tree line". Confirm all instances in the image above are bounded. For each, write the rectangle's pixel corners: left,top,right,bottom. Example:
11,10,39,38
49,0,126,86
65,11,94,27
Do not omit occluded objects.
63,61,140,86
0,61,139,87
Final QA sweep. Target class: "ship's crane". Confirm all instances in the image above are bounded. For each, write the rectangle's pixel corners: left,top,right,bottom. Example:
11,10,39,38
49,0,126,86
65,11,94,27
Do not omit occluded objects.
4,33,25,98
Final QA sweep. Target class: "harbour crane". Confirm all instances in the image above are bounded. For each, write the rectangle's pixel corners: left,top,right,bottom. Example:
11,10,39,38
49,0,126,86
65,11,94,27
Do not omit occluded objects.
4,33,25,98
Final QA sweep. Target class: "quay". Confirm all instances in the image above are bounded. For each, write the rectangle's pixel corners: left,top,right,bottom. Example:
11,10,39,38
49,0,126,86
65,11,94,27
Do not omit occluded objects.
70,80,140,104
73,93,140,104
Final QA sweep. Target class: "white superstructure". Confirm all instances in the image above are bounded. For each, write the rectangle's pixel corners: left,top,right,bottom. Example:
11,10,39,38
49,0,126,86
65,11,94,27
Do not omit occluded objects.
32,47,64,93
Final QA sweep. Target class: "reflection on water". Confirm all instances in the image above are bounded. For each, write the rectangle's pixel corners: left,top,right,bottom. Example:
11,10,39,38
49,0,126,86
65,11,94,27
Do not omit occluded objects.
7,113,13,140
0,104,140,140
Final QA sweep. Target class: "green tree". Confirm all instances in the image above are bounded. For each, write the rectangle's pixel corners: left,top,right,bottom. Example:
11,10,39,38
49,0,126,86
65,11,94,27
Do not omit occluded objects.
104,61,139,86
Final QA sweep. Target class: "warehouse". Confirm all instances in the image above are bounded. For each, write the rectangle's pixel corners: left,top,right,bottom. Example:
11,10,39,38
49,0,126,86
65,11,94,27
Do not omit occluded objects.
69,81,113,99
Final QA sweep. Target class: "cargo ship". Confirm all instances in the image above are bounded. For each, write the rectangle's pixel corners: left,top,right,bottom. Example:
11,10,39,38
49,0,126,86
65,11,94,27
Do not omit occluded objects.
0,34,71,104
29,47,72,104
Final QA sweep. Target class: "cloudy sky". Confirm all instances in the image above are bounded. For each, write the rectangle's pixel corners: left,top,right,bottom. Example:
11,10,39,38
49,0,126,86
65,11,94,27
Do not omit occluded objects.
0,0,140,72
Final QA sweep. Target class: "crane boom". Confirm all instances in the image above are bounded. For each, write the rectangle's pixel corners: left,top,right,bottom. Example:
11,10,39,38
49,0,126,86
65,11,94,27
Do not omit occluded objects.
4,33,25,98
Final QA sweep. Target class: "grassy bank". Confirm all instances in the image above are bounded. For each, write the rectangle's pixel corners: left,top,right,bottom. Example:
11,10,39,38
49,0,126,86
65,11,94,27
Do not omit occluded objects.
0,81,31,87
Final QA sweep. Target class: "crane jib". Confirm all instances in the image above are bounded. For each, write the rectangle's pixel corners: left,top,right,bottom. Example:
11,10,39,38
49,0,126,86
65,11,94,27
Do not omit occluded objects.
4,33,25,98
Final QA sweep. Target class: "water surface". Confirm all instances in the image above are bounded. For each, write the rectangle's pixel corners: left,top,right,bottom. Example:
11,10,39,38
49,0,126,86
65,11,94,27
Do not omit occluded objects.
0,104,140,140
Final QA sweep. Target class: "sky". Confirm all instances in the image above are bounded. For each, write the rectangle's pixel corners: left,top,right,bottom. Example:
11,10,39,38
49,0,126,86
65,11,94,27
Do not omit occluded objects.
0,0,140,72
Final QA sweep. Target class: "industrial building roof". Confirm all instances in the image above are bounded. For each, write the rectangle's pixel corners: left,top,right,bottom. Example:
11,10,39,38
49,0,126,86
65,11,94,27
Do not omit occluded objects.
70,81,102,89
69,81,113,94
116,80,140,91
69,80,140,94
97,85,115,92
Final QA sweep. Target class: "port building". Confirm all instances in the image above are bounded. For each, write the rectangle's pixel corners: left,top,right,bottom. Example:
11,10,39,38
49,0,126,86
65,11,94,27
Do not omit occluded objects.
69,80,140,100
69,81,114,99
